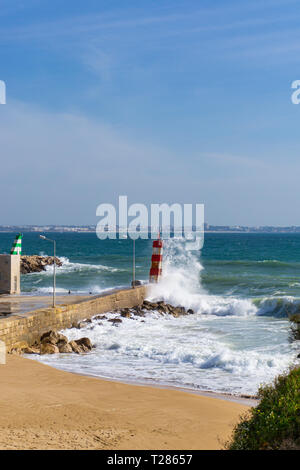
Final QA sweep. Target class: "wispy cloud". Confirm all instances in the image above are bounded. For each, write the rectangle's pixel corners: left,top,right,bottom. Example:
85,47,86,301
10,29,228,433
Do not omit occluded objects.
0,101,180,223
201,152,268,170
0,0,298,42
1,0,299,74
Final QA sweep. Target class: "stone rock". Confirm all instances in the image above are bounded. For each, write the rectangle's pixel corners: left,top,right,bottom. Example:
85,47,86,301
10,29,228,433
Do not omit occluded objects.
166,304,176,314
75,337,93,352
108,318,123,325
10,341,28,351
40,330,58,344
21,255,63,274
142,300,153,310
23,346,40,354
157,304,168,314
142,300,159,310
10,348,22,355
172,306,186,317
149,302,159,309
40,343,59,354
69,340,82,354
56,334,68,345
40,330,67,345
58,342,73,353
121,310,131,318
72,321,92,329
76,321,89,329
187,309,194,315
131,280,142,286
134,312,145,317
93,315,107,321
67,337,93,354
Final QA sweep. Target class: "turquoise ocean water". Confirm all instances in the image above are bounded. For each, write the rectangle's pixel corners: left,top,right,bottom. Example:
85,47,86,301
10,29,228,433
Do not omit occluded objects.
1,232,299,395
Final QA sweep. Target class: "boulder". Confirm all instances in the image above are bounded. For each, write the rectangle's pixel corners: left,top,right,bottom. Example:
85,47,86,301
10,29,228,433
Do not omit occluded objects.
40,331,67,345
69,340,82,354
157,304,168,314
108,318,123,325
68,338,93,354
10,341,29,351
93,315,107,321
142,300,152,309
173,306,186,316
121,310,131,318
187,309,195,315
23,346,40,354
149,302,159,310
40,343,59,355
142,300,159,310
21,255,63,274
10,348,22,355
76,321,89,329
75,337,93,352
58,342,73,353
133,311,145,317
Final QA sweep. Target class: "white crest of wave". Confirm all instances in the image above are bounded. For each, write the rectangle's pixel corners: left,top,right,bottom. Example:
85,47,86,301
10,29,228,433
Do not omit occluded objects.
37,310,297,396
255,296,300,317
147,239,257,317
41,256,121,274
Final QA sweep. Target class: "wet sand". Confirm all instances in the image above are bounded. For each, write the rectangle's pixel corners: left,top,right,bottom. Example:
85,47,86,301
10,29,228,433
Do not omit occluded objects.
0,354,249,450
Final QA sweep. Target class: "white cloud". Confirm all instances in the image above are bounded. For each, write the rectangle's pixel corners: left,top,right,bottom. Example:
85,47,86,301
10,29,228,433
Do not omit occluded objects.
0,101,178,224
0,100,299,226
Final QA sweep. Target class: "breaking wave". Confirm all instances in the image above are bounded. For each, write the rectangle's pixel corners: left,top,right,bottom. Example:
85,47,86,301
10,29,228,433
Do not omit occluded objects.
147,239,300,318
30,238,300,396
42,257,123,274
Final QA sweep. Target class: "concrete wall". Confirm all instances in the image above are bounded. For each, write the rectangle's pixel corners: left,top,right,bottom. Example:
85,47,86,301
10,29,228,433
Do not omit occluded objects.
0,255,20,294
0,286,147,351
0,340,5,364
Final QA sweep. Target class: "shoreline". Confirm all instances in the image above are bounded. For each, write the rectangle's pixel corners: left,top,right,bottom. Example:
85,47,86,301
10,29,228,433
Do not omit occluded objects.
0,354,250,450
61,366,258,407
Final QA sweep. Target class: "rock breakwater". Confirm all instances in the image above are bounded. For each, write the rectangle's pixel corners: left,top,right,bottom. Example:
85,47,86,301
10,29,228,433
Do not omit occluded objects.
21,255,63,274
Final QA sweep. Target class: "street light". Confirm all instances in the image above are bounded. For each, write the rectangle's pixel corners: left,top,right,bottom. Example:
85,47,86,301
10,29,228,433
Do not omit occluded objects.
40,235,56,307
132,239,135,288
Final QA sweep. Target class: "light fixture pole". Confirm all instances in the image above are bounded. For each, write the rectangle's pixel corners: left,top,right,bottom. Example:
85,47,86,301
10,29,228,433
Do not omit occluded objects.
40,235,56,307
132,239,136,288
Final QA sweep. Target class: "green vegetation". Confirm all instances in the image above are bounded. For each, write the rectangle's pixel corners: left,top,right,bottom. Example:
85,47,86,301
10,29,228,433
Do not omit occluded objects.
226,366,300,450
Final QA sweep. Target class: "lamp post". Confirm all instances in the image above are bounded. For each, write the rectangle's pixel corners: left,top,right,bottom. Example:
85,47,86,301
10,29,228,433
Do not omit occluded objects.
132,239,135,288
40,235,56,307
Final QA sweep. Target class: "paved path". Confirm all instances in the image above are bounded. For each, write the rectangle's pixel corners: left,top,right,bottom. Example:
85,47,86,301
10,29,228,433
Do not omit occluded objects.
0,294,93,317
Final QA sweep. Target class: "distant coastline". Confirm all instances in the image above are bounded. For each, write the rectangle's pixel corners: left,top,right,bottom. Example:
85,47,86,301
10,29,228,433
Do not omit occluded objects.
1,224,300,234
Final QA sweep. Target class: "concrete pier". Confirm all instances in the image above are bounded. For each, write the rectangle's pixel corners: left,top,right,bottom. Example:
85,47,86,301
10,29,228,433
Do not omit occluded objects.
0,286,147,351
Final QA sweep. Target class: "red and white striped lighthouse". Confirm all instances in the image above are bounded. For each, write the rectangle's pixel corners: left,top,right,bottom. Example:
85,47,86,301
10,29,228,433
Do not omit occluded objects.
149,235,163,283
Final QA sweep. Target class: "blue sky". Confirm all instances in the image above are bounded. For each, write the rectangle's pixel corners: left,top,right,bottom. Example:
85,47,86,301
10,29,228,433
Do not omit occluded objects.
0,0,300,225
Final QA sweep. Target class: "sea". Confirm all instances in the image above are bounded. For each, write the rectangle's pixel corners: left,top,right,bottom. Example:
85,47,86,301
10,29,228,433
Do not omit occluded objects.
0,231,299,396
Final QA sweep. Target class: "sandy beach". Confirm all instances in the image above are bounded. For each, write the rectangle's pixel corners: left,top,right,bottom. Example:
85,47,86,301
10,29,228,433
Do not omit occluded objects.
0,354,249,450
